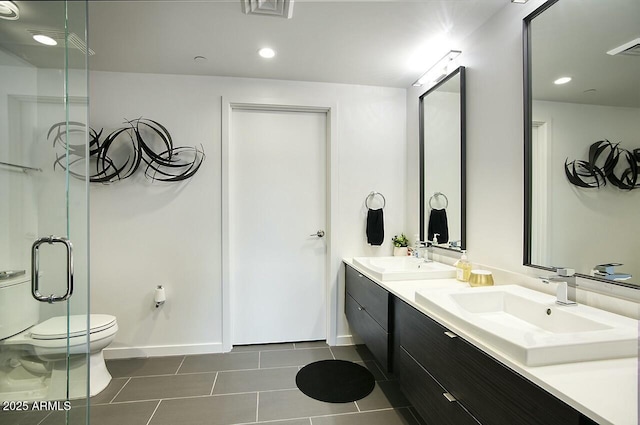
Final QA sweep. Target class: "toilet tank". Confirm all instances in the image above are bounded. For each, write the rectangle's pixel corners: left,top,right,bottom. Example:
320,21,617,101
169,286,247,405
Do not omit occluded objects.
0,276,39,340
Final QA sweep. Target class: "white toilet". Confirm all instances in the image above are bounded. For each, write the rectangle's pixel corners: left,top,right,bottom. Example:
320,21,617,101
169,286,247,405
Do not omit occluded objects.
0,275,118,401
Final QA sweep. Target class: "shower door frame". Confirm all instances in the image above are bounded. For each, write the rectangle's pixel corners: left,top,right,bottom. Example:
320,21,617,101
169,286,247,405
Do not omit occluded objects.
0,0,91,421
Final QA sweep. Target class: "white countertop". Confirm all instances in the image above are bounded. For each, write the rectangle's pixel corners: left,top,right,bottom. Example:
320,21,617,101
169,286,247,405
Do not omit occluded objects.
344,259,638,425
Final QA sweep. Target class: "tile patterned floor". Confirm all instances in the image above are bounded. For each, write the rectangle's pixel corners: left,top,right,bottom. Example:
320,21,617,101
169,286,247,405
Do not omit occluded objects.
1,343,425,425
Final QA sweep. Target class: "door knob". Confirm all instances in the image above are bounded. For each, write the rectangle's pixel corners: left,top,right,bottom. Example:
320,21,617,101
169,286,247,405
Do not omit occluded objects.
310,230,325,238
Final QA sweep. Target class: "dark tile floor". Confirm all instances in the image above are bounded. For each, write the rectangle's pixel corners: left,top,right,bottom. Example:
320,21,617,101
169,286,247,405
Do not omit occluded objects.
1,343,425,425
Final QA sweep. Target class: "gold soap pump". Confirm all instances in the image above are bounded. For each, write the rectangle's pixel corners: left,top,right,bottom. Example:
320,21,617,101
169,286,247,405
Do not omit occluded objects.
455,250,472,282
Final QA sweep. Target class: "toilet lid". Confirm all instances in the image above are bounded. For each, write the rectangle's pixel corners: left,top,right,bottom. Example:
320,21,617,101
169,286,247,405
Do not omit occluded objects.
30,314,117,340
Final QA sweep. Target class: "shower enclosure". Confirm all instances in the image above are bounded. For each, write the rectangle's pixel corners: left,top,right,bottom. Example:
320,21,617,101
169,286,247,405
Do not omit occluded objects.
0,1,90,423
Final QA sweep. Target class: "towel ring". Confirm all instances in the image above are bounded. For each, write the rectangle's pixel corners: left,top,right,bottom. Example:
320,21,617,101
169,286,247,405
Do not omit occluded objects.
429,192,448,209
365,191,386,209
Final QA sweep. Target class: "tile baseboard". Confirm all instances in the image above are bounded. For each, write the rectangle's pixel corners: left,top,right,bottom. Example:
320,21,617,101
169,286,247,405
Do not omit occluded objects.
105,338,358,359
335,335,355,346
104,342,224,359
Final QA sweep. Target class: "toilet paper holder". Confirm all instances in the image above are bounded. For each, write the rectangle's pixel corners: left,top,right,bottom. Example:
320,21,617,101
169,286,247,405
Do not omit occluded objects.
154,285,166,308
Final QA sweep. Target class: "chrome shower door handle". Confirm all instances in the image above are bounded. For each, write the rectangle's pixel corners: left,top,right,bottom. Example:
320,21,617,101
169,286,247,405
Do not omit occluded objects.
31,235,74,303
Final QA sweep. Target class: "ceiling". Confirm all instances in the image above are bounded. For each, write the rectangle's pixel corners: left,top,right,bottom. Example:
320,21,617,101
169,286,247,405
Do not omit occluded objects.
2,1,636,104
0,0,509,88
530,0,640,108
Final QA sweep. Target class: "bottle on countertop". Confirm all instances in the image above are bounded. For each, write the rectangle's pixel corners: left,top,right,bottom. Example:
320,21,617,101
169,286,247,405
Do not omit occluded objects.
455,250,472,282
413,234,421,258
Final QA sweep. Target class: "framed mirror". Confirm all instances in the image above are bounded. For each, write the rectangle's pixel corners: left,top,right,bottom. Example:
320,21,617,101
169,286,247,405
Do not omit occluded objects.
419,66,466,251
524,0,640,288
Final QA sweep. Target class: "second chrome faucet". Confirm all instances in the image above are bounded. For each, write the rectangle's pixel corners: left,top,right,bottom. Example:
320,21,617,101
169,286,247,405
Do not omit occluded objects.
541,268,577,306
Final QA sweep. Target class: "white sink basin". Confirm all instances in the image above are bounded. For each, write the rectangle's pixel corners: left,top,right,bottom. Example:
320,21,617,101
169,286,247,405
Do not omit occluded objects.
352,256,456,281
415,285,638,366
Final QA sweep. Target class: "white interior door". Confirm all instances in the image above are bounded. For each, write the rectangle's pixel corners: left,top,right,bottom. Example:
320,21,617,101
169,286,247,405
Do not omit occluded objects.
230,108,327,345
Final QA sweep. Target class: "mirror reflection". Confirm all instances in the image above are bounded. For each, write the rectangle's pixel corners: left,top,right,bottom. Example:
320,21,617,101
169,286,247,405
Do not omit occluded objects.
420,66,466,251
525,0,640,287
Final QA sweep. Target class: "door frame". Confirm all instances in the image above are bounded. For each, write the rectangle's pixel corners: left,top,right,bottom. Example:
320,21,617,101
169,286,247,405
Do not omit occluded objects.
221,97,338,352
531,120,550,265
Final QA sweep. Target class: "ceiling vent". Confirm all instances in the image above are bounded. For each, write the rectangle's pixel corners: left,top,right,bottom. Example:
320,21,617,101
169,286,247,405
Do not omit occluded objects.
242,0,294,19
27,29,95,55
607,38,640,57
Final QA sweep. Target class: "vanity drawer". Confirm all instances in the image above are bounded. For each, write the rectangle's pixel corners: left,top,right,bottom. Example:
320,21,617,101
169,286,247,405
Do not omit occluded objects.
449,329,591,425
398,347,480,425
345,293,390,370
345,265,389,330
396,299,594,425
398,297,455,389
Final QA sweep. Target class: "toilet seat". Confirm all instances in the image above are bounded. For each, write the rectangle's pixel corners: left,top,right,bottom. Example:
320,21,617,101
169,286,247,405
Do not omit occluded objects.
30,314,116,340
1,314,118,351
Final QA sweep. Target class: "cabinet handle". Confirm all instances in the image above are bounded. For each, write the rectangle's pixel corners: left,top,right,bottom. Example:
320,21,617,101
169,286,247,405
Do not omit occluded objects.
444,331,458,339
358,306,365,311
443,392,457,402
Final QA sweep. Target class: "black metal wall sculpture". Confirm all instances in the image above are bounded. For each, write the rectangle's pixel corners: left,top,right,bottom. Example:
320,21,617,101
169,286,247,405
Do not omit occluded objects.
48,118,205,183
565,140,639,190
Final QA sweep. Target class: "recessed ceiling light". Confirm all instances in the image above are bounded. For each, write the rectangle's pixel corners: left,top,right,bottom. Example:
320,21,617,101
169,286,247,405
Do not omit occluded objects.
258,47,276,59
554,77,572,85
33,34,57,46
0,1,19,20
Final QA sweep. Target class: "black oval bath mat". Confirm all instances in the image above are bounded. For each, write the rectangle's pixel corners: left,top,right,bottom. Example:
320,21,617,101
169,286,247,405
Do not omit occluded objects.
295,359,375,403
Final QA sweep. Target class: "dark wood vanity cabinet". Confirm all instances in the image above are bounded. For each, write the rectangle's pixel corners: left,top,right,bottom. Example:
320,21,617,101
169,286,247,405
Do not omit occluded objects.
344,264,392,371
344,264,598,425
394,298,598,425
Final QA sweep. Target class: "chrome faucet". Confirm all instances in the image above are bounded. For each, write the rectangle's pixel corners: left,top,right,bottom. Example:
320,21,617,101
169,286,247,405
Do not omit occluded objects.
592,263,632,281
540,268,577,306
416,241,433,262
448,239,462,249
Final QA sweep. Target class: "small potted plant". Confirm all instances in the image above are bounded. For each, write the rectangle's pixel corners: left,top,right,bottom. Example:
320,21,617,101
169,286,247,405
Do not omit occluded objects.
392,233,409,256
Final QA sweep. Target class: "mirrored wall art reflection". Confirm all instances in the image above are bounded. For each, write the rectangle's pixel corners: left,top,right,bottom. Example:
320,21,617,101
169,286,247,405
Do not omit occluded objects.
565,140,639,190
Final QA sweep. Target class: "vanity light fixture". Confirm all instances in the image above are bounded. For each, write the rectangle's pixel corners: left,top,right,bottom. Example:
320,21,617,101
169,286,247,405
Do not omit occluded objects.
554,76,572,85
607,38,640,56
0,1,19,20
412,50,461,88
511,0,529,3
33,34,58,46
258,47,276,59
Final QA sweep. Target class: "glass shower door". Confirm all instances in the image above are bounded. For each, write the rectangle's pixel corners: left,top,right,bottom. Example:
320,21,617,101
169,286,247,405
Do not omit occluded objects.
0,1,89,424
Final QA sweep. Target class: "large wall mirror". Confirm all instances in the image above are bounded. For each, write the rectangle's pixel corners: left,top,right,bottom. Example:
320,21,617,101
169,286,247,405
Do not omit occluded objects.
524,0,640,288
419,66,466,251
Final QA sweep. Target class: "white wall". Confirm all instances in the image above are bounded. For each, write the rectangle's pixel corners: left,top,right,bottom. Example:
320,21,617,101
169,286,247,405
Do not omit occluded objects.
407,1,547,271
90,71,407,357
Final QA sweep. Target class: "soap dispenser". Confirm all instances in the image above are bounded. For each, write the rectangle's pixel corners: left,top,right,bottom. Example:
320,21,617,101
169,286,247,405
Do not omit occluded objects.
455,250,472,282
